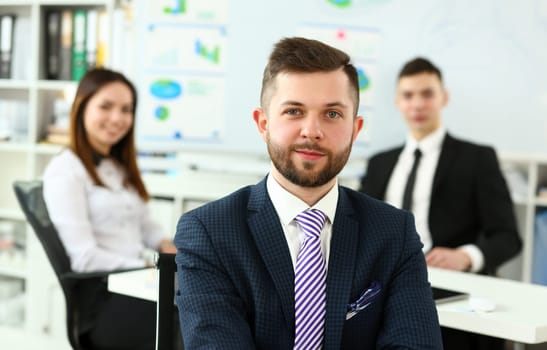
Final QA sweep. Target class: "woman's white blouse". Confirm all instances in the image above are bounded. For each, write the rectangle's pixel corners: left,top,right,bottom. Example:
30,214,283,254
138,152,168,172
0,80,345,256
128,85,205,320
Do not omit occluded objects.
43,149,166,272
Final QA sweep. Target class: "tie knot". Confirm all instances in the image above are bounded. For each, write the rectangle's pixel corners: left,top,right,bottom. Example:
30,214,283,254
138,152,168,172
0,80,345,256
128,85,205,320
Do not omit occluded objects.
295,209,326,239
414,148,422,159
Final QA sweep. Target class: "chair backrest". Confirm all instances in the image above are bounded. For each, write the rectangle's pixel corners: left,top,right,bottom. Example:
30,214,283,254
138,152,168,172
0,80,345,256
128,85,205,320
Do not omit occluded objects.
13,180,84,350
13,180,72,278
156,252,178,350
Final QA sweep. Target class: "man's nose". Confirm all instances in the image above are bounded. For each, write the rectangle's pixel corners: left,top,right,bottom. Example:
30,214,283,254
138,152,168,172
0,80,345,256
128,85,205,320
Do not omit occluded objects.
411,96,426,109
300,115,324,140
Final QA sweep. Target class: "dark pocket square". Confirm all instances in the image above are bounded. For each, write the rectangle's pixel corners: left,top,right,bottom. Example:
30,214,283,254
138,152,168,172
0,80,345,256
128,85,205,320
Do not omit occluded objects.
346,281,382,320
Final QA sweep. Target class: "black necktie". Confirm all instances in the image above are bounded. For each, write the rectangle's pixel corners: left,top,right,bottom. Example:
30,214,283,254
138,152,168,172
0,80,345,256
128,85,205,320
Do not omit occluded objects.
402,148,422,211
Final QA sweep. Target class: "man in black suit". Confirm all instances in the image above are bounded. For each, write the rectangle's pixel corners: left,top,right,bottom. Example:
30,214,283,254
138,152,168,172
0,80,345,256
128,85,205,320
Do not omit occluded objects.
360,57,522,349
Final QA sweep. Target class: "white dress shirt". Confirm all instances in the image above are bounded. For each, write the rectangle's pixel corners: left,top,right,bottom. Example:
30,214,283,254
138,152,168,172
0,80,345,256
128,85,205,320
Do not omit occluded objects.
384,127,484,272
43,149,166,272
266,173,338,270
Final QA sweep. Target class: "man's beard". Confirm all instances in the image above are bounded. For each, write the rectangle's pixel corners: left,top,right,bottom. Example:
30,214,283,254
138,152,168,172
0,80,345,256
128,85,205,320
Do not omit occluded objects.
267,138,352,187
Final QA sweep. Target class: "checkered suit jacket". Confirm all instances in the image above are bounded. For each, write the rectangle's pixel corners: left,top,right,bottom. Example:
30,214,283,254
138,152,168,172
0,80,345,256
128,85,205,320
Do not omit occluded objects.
175,177,442,349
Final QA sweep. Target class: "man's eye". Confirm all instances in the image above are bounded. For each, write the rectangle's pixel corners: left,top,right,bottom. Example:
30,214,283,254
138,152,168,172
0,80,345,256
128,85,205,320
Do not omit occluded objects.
326,111,340,119
286,109,301,115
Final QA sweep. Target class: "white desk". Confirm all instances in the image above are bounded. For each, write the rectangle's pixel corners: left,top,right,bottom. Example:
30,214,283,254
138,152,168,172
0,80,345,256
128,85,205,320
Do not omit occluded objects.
108,268,158,302
429,267,547,345
108,267,547,345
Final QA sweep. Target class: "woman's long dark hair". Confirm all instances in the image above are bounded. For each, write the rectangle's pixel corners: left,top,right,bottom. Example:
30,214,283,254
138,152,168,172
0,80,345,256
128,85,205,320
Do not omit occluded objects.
69,68,149,200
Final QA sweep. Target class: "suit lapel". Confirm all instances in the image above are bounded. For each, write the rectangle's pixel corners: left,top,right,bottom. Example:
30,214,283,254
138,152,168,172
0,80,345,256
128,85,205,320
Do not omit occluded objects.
432,133,457,193
376,148,402,199
324,189,359,350
247,179,295,329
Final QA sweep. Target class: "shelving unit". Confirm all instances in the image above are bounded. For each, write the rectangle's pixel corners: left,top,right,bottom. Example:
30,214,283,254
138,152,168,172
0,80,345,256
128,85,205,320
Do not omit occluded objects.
496,153,547,284
0,0,120,340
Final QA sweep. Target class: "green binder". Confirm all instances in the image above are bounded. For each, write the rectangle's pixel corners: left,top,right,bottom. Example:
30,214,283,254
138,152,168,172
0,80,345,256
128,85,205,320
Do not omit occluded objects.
71,10,86,81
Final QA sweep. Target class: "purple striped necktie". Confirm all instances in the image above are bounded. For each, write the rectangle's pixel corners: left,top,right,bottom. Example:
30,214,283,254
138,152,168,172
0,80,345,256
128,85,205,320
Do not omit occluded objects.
294,209,327,350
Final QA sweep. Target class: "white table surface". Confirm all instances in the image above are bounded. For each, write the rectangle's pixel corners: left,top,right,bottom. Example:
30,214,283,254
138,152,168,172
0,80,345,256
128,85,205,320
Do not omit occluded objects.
108,267,547,344
108,268,158,302
429,267,547,344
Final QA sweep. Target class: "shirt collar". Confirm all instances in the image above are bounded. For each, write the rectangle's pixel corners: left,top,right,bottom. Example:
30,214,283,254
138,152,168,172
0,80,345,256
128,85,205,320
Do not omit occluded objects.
92,151,107,166
404,126,446,155
266,173,338,226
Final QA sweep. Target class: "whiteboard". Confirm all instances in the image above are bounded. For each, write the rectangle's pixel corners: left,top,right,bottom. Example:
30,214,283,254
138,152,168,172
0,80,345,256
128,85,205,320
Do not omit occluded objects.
134,0,547,157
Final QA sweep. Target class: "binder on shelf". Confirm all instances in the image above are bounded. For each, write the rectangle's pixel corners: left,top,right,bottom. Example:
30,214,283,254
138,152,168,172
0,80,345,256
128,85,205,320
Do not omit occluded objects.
45,11,61,80
59,9,73,81
96,9,108,67
85,9,98,70
11,16,30,80
0,15,15,79
71,9,87,81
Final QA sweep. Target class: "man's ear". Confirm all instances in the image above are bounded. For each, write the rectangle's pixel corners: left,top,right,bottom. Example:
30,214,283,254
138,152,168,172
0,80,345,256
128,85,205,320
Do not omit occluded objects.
253,108,268,141
442,88,449,106
352,116,364,143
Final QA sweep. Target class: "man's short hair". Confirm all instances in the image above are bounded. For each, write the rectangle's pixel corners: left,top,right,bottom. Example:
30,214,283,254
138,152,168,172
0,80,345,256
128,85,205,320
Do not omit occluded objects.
260,37,360,113
398,57,443,82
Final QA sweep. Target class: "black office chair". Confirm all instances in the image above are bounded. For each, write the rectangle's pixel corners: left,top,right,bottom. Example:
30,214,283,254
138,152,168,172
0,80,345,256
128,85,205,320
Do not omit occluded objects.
155,252,181,350
13,180,119,350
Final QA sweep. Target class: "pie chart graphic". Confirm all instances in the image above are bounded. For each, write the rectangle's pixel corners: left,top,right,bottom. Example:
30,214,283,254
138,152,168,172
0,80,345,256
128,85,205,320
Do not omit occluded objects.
357,68,370,91
150,80,182,99
154,106,169,121
328,0,352,8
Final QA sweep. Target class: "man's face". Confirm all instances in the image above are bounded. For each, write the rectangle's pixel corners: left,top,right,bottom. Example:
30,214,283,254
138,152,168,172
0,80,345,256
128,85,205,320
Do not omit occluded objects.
396,72,448,140
253,68,363,188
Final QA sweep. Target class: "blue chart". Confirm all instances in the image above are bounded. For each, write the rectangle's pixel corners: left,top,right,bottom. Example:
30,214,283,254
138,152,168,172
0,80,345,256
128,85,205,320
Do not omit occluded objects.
150,80,182,129
357,67,370,91
150,80,182,100
154,106,169,121
327,0,352,9
138,0,228,143
144,24,226,73
163,0,186,14
146,0,227,23
142,75,224,142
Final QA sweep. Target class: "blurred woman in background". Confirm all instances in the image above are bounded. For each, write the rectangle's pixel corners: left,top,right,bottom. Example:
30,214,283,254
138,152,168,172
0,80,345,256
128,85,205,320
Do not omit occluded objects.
43,68,178,350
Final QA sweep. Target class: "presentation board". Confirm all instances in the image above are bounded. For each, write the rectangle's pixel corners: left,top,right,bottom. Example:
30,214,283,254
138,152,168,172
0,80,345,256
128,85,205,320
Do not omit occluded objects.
134,0,547,157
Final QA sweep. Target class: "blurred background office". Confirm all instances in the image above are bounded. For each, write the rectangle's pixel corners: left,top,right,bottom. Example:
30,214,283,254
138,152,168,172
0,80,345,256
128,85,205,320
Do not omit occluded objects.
0,0,546,349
